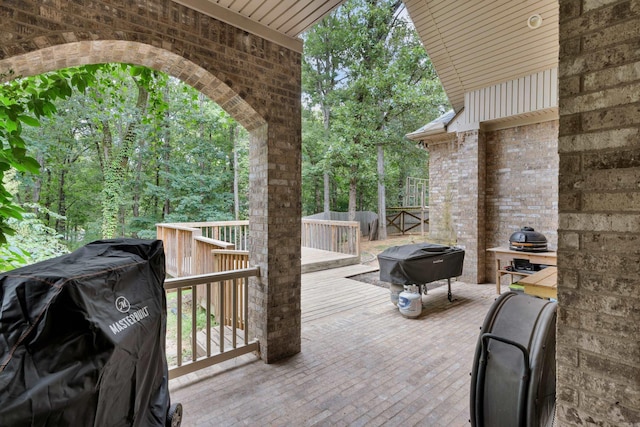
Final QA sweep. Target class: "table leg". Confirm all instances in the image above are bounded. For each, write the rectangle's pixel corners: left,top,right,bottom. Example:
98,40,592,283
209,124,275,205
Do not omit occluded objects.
495,257,501,294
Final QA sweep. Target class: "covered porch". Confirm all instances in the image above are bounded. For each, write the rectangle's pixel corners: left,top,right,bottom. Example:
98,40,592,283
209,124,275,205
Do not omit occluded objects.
2,1,639,425
169,264,500,426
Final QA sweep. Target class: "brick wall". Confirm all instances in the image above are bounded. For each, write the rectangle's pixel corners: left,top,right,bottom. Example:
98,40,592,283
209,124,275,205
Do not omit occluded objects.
0,0,302,362
485,121,559,283
428,130,492,284
428,122,558,284
558,0,640,424
455,130,486,283
427,137,459,245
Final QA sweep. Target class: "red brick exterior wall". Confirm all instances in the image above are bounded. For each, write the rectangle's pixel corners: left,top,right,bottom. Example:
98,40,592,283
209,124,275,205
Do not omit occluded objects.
485,121,559,284
558,0,640,424
455,130,487,283
0,0,302,362
427,137,459,245
427,121,558,285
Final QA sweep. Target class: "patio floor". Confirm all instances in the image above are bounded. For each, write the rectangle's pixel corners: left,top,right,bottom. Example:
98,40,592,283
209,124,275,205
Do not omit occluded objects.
168,264,504,426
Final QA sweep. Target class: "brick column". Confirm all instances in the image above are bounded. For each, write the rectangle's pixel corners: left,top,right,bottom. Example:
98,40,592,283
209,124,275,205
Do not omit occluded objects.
456,129,486,284
248,122,302,363
557,0,640,424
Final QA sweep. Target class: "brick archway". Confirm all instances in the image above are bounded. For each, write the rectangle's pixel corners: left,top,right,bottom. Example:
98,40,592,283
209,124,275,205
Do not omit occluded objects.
0,41,266,131
1,0,302,362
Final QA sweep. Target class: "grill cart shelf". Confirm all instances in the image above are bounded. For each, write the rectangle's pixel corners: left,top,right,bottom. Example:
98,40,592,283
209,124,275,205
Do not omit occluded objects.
378,243,465,302
487,247,557,295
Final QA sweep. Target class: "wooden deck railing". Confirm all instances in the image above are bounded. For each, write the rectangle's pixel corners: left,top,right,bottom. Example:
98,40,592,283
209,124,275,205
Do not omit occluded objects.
158,219,360,277
164,267,260,379
164,221,250,250
207,249,249,328
158,223,237,277
301,219,360,256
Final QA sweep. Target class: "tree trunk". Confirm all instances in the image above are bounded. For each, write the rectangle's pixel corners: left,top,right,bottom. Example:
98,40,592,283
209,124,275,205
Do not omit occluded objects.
32,153,44,204
232,123,240,220
162,128,171,218
132,142,143,218
322,103,332,215
323,172,330,216
348,164,357,221
55,165,67,233
100,81,149,238
377,143,387,240
43,168,52,225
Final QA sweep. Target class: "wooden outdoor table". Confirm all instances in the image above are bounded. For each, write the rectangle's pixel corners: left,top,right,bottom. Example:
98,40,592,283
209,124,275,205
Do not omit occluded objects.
518,266,557,299
487,247,557,294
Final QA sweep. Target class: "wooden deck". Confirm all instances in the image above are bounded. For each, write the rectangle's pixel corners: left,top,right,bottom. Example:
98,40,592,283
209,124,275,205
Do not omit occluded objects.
301,263,379,322
169,264,504,426
301,246,360,273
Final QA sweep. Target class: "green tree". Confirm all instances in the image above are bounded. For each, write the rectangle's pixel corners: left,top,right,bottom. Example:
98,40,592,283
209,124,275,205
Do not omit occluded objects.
8,64,248,254
81,65,168,238
12,64,249,252
302,13,349,215
0,67,100,245
17,92,100,241
301,0,448,227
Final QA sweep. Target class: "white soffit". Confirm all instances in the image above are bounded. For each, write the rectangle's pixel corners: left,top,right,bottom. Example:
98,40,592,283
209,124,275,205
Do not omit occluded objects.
173,0,346,52
404,0,560,111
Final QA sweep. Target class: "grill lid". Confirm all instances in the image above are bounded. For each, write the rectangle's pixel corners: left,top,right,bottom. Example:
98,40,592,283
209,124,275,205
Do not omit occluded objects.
509,226,548,252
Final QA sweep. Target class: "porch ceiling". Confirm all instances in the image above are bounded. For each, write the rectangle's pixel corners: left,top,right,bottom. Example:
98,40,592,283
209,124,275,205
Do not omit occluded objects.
404,0,560,111
175,0,559,111
172,0,346,51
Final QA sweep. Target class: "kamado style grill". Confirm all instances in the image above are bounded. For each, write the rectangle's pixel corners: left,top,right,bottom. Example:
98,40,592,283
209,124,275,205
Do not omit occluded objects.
509,227,548,252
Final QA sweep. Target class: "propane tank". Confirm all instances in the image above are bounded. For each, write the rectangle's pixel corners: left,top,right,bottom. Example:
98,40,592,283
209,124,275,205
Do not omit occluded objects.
389,283,404,306
398,285,422,318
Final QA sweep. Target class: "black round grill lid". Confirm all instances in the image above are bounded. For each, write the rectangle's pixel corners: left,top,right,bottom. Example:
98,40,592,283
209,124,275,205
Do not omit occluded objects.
509,227,548,252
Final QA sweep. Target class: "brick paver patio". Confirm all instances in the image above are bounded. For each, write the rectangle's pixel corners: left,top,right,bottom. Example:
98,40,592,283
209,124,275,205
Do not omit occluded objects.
169,265,503,426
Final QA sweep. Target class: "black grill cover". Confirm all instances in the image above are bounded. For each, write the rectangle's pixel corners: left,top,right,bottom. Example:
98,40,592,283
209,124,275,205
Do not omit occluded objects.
377,243,465,285
0,239,170,427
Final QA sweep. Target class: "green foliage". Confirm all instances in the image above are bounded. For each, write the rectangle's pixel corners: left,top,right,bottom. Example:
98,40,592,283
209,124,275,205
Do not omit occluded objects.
0,203,69,272
0,67,103,244
12,63,249,252
0,245,30,272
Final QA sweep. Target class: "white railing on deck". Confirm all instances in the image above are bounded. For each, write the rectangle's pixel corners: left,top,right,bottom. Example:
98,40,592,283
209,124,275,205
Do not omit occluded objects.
301,219,360,256
164,267,260,379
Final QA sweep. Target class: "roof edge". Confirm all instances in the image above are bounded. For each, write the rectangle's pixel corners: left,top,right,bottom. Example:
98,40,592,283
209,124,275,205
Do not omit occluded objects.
405,109,457,141
173,0,304,53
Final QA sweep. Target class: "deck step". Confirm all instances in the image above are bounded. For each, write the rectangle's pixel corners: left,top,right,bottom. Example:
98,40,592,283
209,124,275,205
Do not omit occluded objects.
301,247,360,273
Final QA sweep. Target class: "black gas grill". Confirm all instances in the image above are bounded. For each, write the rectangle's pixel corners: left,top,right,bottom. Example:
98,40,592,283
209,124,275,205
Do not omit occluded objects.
0,239,182,427
377,243,465,302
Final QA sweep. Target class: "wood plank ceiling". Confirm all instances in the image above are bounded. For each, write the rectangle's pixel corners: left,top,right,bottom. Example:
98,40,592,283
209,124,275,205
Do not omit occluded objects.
172,0,347,51
176,0,559,112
